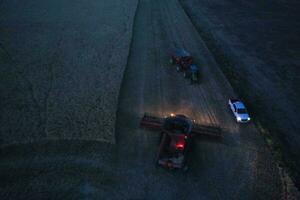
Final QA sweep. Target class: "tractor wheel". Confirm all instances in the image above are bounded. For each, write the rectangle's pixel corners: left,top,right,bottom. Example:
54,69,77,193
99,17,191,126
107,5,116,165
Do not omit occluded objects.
155,160,160,168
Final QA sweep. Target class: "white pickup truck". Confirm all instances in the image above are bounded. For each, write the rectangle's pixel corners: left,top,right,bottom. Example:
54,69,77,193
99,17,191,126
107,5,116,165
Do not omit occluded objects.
228,99,251,123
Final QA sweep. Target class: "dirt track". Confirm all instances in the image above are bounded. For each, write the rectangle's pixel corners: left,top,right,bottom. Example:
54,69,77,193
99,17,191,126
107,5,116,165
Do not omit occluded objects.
115,0,282,199
0,0,286,199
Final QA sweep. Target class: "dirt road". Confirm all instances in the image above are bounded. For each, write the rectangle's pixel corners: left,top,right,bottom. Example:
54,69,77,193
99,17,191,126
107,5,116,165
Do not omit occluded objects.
115,0,282,199
0,0,284,199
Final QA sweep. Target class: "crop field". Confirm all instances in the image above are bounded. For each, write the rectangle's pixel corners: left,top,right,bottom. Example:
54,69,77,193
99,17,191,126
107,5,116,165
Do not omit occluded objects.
0,0,138,144
0,0,299,199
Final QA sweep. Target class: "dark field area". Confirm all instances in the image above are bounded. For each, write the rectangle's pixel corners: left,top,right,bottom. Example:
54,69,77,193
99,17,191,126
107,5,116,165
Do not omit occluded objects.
180,0,300,189
0,0,299,199
0,0,138,144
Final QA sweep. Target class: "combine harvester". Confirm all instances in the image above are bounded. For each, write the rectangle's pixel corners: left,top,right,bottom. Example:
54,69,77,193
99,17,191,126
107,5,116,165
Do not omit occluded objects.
140,113,222,170
169,49,200,84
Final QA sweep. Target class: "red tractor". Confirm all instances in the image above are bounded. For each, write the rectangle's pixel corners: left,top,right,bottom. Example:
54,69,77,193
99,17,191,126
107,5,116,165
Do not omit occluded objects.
140,113,222,170
170,49,200,84
170,49,193,72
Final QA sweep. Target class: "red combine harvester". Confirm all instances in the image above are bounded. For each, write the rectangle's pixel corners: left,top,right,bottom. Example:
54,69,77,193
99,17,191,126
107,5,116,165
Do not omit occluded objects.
140,113,222,170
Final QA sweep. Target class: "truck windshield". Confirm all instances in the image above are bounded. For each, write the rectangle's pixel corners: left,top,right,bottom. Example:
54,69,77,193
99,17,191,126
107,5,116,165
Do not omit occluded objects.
237,108,247,114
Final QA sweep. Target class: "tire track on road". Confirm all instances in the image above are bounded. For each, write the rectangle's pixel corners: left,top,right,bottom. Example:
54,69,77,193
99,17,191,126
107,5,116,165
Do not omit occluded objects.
162,0,219,126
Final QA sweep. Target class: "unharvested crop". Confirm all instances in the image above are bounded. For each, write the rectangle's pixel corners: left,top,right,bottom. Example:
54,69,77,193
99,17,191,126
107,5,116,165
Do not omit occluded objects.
0,0,139,145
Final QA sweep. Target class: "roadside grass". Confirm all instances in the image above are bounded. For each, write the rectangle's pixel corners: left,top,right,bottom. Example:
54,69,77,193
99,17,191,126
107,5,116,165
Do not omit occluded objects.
179,2,300,190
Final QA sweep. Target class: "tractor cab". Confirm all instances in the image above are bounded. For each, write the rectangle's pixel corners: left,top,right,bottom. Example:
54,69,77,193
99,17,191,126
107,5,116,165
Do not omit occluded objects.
170,49,193,71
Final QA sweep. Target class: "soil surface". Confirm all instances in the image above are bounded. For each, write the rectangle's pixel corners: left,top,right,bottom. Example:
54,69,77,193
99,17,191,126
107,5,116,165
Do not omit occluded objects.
0,0,291,199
